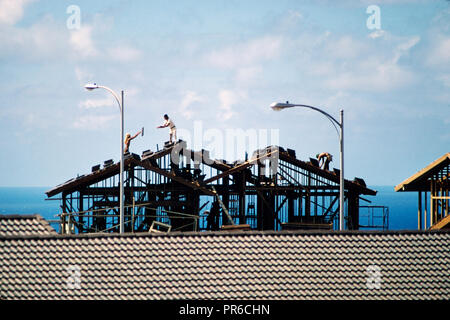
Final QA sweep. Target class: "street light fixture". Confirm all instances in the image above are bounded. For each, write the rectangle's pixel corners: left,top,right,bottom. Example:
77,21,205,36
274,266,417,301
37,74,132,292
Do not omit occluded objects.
270,101,345,231
84,83,125,234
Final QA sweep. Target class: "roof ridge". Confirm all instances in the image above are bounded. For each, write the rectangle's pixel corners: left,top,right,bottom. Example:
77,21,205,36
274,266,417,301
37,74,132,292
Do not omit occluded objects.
1,228,449,241
0,214,42,219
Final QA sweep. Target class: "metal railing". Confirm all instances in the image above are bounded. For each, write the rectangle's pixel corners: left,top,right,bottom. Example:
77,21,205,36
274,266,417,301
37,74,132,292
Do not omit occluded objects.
359,205,389,230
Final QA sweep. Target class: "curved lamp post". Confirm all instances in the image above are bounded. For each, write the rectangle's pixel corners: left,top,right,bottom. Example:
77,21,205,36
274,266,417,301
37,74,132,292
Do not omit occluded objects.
270,102,345,231
85,83,125,234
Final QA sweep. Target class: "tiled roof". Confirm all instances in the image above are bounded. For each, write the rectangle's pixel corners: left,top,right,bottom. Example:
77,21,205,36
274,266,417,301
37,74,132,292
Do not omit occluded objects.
0,214,57,236
0,230,449,300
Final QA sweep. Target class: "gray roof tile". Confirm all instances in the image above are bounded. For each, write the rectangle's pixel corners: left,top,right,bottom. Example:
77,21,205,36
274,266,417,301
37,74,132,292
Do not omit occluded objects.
0,215,57,236
0,229,449,300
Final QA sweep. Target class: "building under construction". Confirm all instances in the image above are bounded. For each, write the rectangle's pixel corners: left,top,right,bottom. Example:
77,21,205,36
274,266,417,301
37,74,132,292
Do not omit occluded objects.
46,141,384,234
395,152,450,230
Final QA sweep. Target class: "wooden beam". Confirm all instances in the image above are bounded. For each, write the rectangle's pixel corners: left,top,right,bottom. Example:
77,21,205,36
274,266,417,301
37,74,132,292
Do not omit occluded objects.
211,185,235,225
424,191,428,229
431,179,435,226
203,149,278,184
278,151,377,195
255,189,282,228
418,191,422,231
430,212,450,230
138,159,215,196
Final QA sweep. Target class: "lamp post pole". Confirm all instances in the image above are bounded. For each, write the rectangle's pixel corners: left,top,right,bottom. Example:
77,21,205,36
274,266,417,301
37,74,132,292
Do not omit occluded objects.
85,83,125,233
270,102,345,231
339,109,344,231
120,90,124,234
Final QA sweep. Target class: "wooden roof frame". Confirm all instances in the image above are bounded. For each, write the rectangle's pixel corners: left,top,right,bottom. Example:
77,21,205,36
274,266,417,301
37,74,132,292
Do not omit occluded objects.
46,142,377,198
395,153,450,192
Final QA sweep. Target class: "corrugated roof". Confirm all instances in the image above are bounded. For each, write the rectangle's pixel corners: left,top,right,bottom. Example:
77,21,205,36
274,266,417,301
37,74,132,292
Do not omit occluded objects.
1,230,449,300
0,214,57,236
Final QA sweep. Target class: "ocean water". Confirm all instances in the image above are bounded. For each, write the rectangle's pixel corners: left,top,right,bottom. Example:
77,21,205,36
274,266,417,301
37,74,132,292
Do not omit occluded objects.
0,186,419,231
0,187,61,230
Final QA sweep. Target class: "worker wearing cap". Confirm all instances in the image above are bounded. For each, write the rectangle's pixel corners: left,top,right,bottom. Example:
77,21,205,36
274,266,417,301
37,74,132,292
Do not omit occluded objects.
316,152,333,171
124,130,142,153
157,114,177,143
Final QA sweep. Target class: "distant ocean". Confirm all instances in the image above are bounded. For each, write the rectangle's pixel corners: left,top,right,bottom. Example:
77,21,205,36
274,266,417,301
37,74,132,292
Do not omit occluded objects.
0,186,419,231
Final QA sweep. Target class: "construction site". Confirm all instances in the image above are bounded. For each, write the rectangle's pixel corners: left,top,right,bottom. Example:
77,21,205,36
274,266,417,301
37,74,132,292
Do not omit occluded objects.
45,140,388,234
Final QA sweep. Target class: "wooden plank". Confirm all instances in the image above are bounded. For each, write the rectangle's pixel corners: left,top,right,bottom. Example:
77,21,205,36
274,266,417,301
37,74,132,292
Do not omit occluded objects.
203,149,278,184
221,224,251,231
138,159,215,196
429,213,450,230
211,185,235,225
281,222,333,230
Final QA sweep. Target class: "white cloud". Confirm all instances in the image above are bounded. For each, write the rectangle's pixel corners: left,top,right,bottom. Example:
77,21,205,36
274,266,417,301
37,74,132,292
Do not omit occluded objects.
426,35,450,67
0,15,69,60
74,67,94,85
179,90,203,119
393,36,420,64
217,90,241,121
72,114,117,130
0,0,34,25
69,26,98,58
206,35,283,69
325,59,416,92
325,35,369,59
79,97,115,110
299,32,421,93
368,30,386,39
108,46,142,62
235,66,263,84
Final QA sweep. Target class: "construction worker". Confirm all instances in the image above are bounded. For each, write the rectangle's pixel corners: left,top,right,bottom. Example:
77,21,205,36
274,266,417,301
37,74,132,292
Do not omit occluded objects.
206,201,220,231
157,114,177,144
124,130,142,153
316,152,333,171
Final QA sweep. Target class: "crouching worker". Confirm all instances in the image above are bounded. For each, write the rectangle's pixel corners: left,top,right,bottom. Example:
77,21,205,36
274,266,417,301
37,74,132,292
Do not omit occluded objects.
316,152,333,171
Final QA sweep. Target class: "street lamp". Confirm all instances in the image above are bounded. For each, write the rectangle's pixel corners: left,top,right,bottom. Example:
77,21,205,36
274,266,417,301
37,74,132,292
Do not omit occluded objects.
85,83,125,234
270,102,345,231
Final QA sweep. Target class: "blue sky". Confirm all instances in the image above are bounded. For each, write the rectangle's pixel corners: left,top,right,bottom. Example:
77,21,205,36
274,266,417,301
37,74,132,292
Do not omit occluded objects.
0,0,449,188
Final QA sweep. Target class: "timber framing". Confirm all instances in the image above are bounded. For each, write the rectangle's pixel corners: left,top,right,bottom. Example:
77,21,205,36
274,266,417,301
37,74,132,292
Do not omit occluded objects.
46,141,378,234
395,152,450,230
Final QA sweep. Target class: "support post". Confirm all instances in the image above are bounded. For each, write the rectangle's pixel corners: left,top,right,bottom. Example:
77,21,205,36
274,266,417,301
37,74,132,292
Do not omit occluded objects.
339,109,344,231
424,191,428,229
430,180,434,226
418,191,422,230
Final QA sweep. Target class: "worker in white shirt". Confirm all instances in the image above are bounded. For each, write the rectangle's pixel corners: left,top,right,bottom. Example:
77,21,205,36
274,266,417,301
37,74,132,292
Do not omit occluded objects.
157,114,177,143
